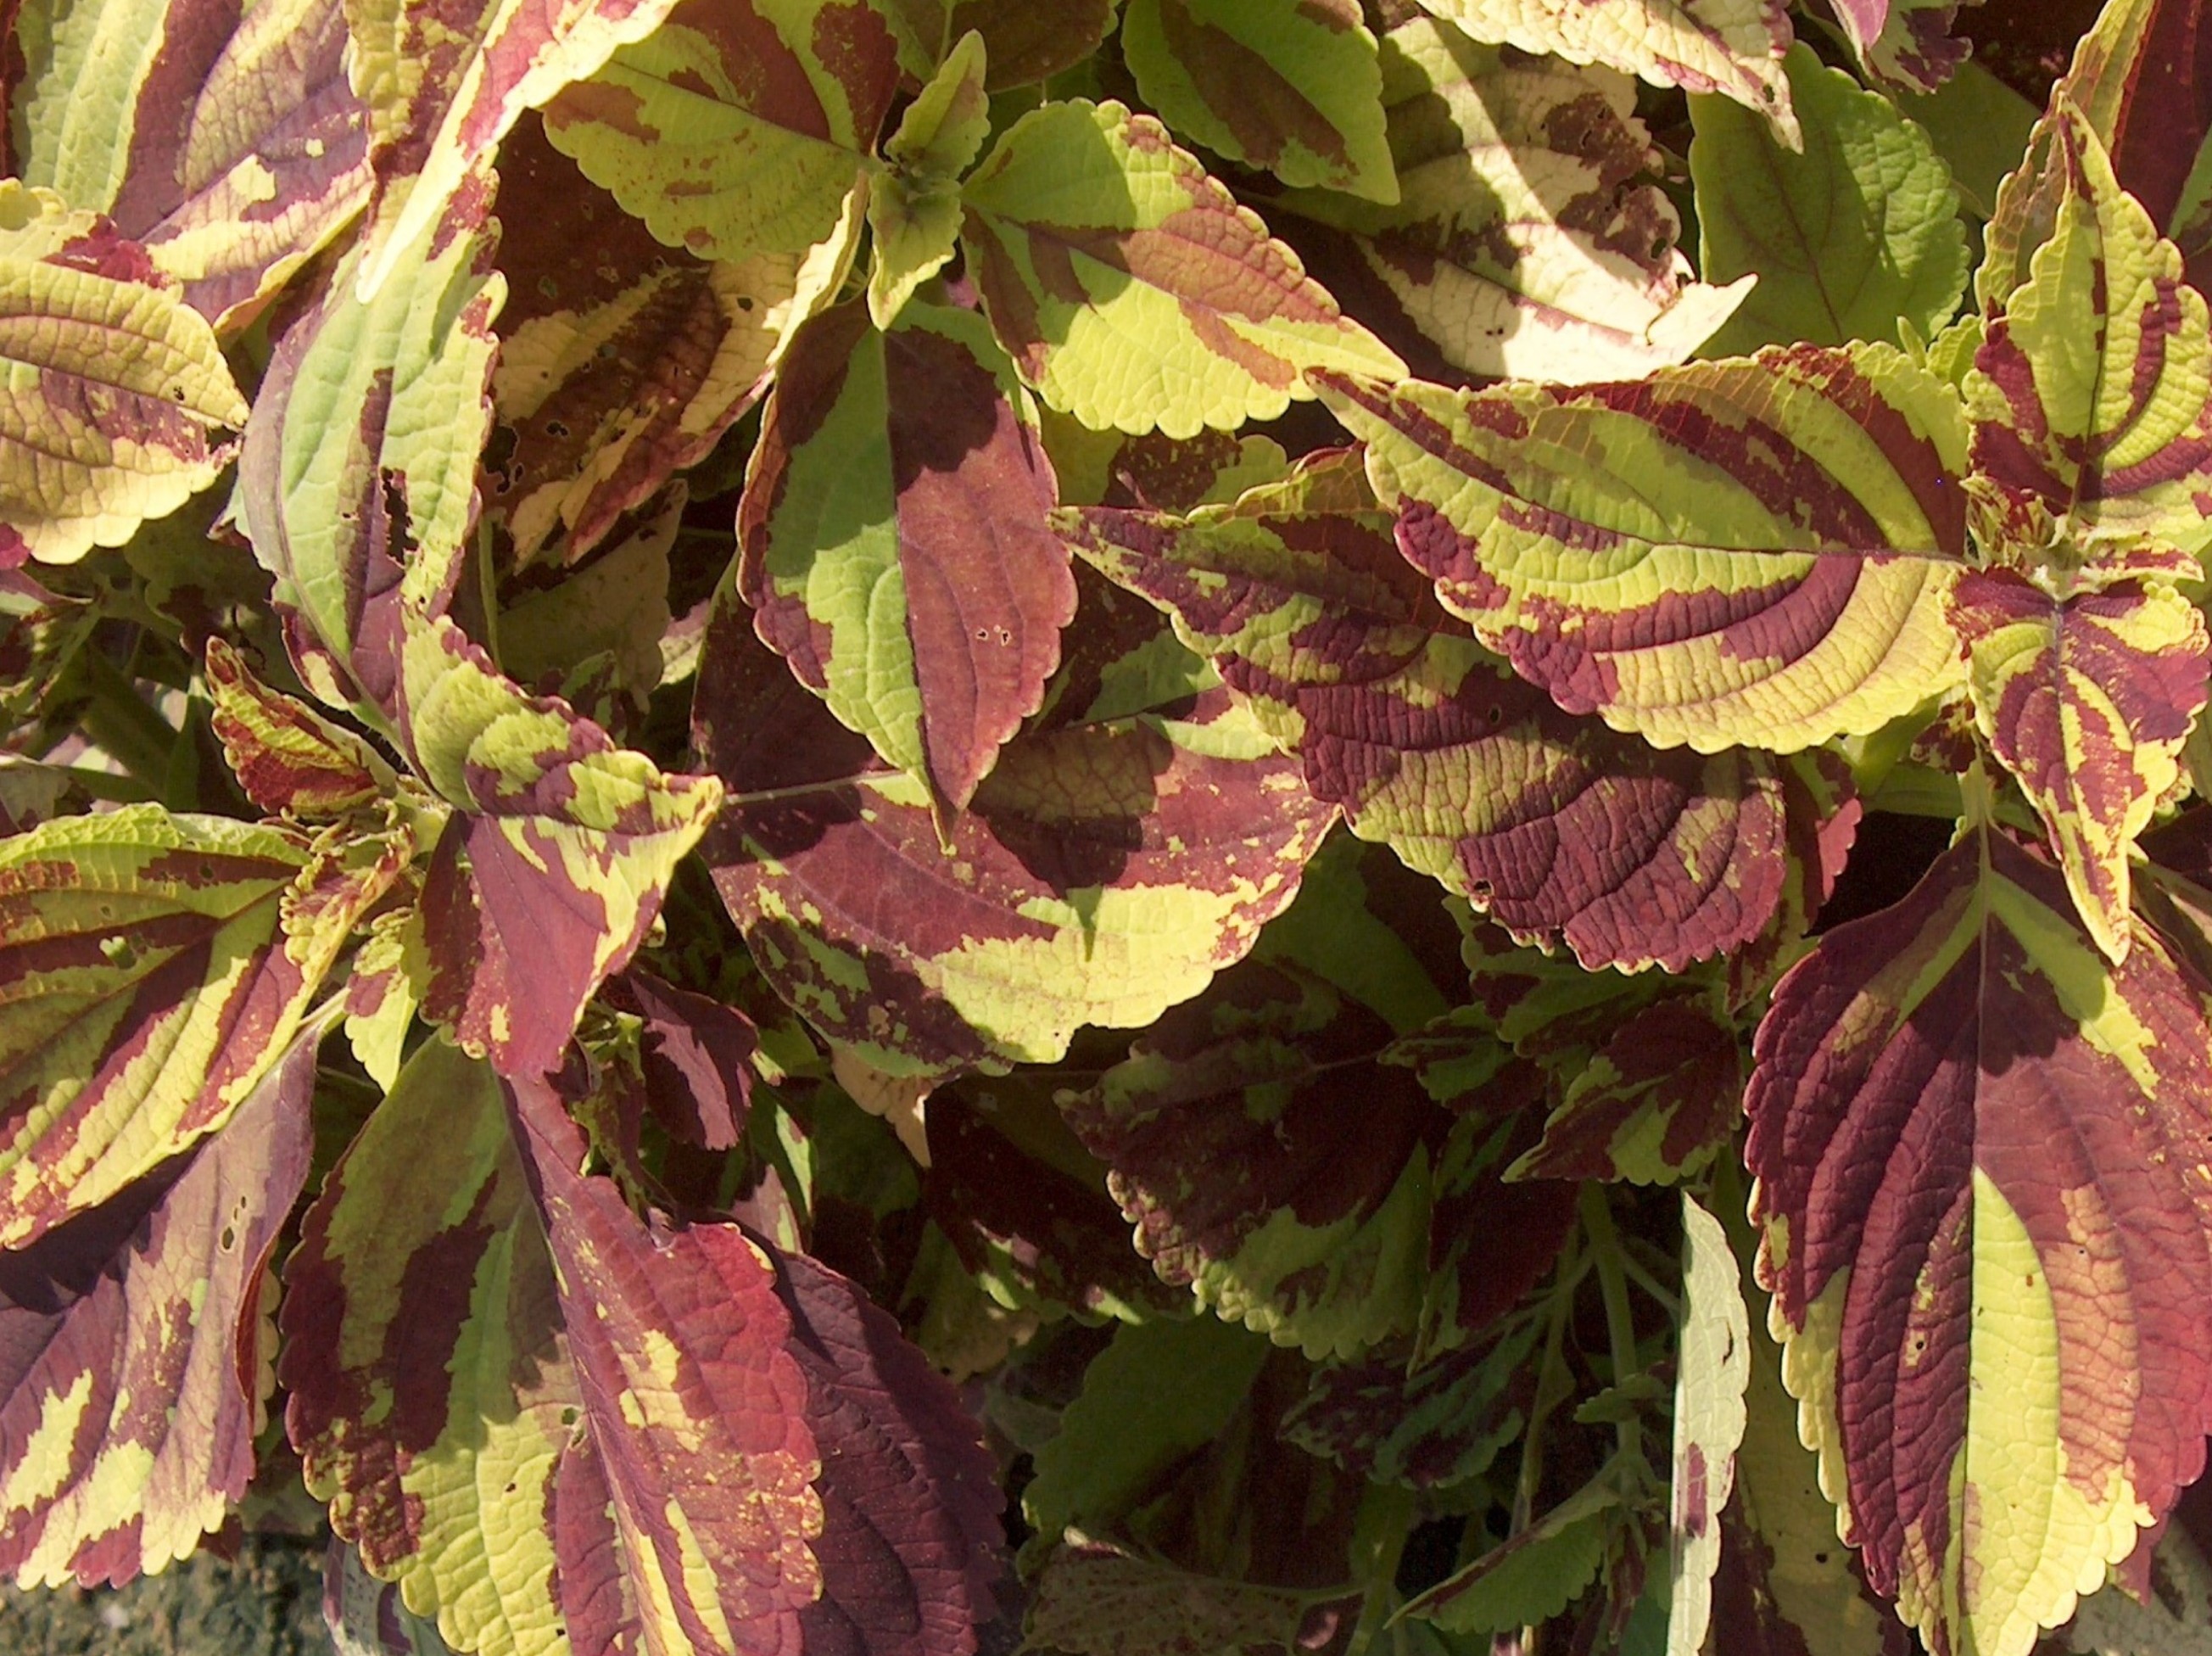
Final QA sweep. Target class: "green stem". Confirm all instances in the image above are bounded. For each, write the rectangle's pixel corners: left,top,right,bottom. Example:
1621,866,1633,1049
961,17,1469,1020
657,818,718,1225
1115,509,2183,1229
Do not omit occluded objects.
1578,1182,1642,1464
78,647,179,786
1513,1233,1583,1537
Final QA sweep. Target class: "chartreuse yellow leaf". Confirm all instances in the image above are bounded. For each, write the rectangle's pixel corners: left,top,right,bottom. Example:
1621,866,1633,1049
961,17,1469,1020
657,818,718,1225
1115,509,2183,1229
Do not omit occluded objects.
0,183,247,565
867,29,990,327
1748,817,2212,1656
958,98,1405,438
1318,343,1971,754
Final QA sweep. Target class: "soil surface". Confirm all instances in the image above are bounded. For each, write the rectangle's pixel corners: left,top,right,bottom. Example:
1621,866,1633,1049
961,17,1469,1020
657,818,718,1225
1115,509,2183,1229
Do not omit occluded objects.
0,1536,328,1656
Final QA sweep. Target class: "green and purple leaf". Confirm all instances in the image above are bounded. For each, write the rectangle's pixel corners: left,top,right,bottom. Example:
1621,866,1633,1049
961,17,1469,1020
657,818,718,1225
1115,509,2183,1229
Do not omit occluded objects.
0,805,390,1250
540,0,900,263
204,638,399,820
1829,0,1973,94
738,299,1074,825
1746,821,2212,1656
693,572,1335,1078
1951,546,2210,961
1318,342,1972,754
1065,453,1861,973
958,98,1405,438
0,183,249,567
0,1021,316,1586
1277,12,1751,384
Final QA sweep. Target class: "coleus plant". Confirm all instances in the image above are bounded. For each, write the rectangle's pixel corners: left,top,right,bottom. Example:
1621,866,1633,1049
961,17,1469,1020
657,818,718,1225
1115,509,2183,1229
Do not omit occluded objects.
12,0,2212,1650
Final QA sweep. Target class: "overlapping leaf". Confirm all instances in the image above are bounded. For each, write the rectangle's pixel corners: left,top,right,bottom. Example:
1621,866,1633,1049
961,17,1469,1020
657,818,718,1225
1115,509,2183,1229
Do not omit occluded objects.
739,299,1074,824
489,117,857,567
958,98,1405,439
234,187,502,720
1746,822,2212,1656
1318,342,1972,754
0,1022,316,1587
1690,42,1969,354
1968,100,2212,549
880,0,1115,87
1831,0,1972,94
282,1038,577,1656
344,0,682,295
0,183,249,566
1277,12,1750,384
865,31,989,330
400,611,723,1079
8,0,371,327
541,0,900,263
1120,0,1396,202
1664,1194,1751,1656
1065,452,1860,973
205,638,399,820
694,573,1335,1078
1952,548,2209,961
1408,0,1797,138
0,805,390,1250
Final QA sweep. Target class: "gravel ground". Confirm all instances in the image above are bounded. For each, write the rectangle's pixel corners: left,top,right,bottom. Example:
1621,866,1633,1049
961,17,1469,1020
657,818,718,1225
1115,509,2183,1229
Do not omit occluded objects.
0,1536,329,1656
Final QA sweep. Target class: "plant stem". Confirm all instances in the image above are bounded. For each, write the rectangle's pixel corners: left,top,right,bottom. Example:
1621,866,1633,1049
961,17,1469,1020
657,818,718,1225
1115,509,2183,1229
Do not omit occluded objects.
78,646,179,787
1578,1181,1642,1465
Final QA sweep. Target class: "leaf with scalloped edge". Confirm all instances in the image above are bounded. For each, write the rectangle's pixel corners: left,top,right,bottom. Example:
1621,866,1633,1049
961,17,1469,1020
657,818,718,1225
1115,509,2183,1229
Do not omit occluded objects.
774,1246,1006,1656
867,31,990,329
205,638,399,820
489,117,858,567
1408,0,1796,140
504,1075,824,1656
8,0,371,329
0,805,394,1250
1506,994,1744,1184
1121,0,1395,203
1064,451,1860,974
1969,101,2212,551
399,609,723,1079
282,1035,577,1656
541,0,899,264
0,1018,315,1587
344,0,682,296
1690,42,1968,355
0,183,248,567
1952,547,2210,963
1746,820,2212,1656
234,186,501,723
693,571,1335,1080
958,98,1405,439
1277,10,1748,385
1316,342,1972,755
1829,0,1971,94
740,299,1074,826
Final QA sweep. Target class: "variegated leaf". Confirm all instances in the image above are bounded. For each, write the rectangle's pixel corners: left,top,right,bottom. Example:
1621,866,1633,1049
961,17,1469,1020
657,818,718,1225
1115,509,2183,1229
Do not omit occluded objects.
234,187,502,723
1747,820,2212,1656
325,1541,460,1656
282,1037,577,1656
1829,0,1972,95
1665,1193,1751,1656
740,299,1073,825
1952,547,2210,962
1690,42,1969,354
204,637,399,820
0,1021,316,1586
399,609,723,1079
1121,0,1396,203
694,576,1335,1078
1408,0,1797,140
8,0,371,328
489,117,857,567
1317,343,1972,754
344,0,683,295
0,183,248,566
1969,100,2212,551
1064,453,1858,973
0,805,391,1250
958,98,1405,439
540,0,900,263
1277,10,1748,384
